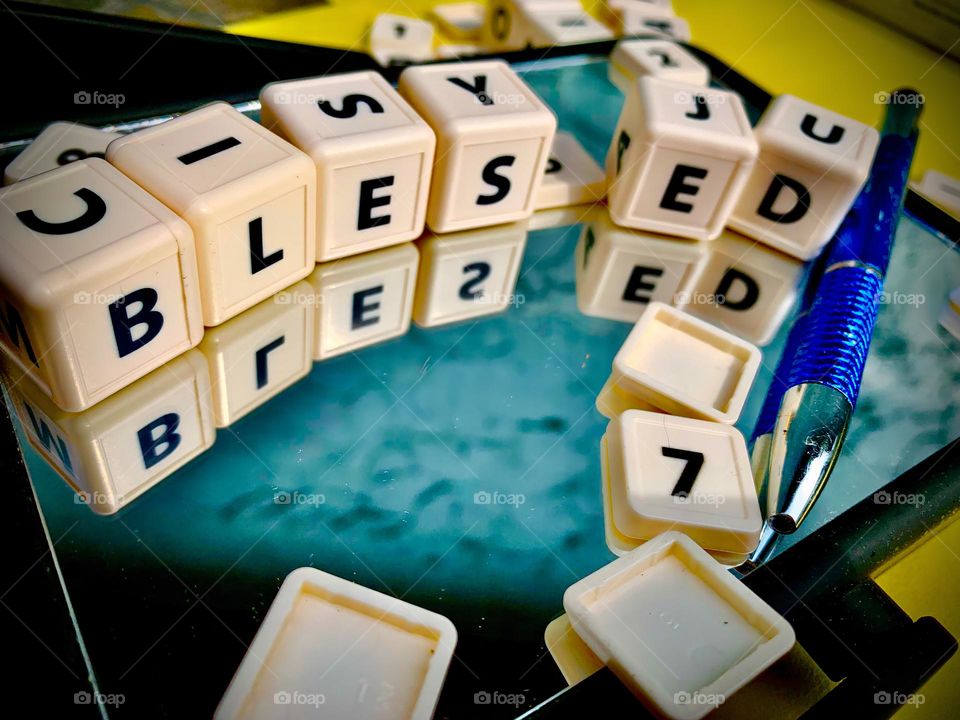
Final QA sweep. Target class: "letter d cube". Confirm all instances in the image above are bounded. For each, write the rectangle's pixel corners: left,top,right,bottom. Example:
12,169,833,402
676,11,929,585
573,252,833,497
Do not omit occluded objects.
0,159,203,411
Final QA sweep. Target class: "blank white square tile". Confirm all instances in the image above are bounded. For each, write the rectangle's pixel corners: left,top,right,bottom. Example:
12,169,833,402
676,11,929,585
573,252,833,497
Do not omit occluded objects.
261,72,435,261
309,243,419,360
107,102,317,326
607,302,760,423
536,131,606,209
5,350,214,514
0,158,203,411
413,221,528,327
3,122,122,185
399,60,556,232
563,532,794,720
199,281,315,427
216,566,457,720
576,209,707,323
729,94,878,260
605,409,762,559
606,77,757,241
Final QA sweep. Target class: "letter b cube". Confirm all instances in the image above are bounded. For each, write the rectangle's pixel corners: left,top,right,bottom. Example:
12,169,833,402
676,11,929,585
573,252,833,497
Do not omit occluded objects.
607,77,757,241
399,60,557,232
0,159,203,412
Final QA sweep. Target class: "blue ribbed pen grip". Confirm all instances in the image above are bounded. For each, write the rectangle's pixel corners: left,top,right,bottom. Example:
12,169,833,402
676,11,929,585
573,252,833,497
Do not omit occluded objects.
784,266,883,407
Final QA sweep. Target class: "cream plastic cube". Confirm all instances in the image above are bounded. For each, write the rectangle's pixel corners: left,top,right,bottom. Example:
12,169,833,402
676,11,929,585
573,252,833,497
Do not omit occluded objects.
198,282,315,428
728,95,879,260
615,10,691,41
436,43,484,59
216,566,457,720
563,532,795,720
0,158,203,412
915,169,960,216
607,77,757,241
399,60,557,232
432,2,485,39
3,122,122,185
369,13,435,56
483,0,573,51
525,10,615,47
598,302,760,423
544,614,604,686
261,72,435,262
107,102,317,326
679,229,803,345
602,410,762,563
370,47,435,68
4,350,215,515
310,243,419,360
413,221,528,327
576,208,707,323
536,131,606,209
608,39,709,94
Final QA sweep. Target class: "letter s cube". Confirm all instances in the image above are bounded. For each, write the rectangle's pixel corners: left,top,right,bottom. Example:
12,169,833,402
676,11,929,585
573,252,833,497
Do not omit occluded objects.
399,60,557,232
0,158,203,412
607,77,757,241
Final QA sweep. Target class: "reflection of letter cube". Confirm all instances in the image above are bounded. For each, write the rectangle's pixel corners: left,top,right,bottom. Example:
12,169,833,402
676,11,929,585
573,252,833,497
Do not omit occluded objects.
107,102,317,326
198,282,316,427
414,221,528,327
0,159,203,411
598,302,760,423
261,72,436,262
4,122,122,185
576,209,706,323
608,39,708,94
607,77,757,241
309,243,419,360
602,409,762,563
399,60,556,232
680,230,803,345
729,95,879,260
5,350,215,515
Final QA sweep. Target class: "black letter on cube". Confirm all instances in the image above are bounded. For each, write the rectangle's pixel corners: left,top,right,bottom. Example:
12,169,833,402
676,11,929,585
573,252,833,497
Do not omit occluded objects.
616,131,631,175
685,95,710,121
447,75,493,106
545,157,563,174
318,94,385,119
1,302,39,365
358,176,395,230
249,217,284,274
255,336,285,389
757,174,810,224
477,156,515,205
460,262,491,300
800,114,844,144
24,403,74,472
16,188,106,235
137,413,182,469
352,286,383,329
714,268,760,310
622,266,664,304
109,288,164,358
660,165,708,213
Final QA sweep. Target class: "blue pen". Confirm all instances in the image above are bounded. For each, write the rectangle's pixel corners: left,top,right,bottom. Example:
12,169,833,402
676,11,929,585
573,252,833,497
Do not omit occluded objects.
748,89,923,566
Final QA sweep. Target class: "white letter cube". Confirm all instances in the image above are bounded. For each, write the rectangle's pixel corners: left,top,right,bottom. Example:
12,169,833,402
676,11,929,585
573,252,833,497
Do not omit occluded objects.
4,121,122,185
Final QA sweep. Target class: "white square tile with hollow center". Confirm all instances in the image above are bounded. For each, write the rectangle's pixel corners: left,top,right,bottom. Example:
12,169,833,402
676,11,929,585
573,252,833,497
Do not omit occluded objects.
107,101,316,326
4,349,214,514
728,94,878,260
602,409,762,562
563,532,794,720
399,60,556,232
576,208,707,324
261,72,435,262
309,242,419,360
598,302,760,423
0,158,203,411
4,121,122,185
216,566,457,720
536,131,606,210
608,39,709,95
679,229,803,345
413,221,528,327
606,77,757,241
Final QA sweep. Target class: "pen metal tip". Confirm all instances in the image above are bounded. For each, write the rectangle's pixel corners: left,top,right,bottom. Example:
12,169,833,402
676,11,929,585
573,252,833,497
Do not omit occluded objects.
746,521,786,568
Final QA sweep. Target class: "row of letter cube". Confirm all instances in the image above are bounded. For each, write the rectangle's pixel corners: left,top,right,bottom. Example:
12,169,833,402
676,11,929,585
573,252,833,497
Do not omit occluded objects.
0,62,559,411
3,218,535,513
607,72,879,259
